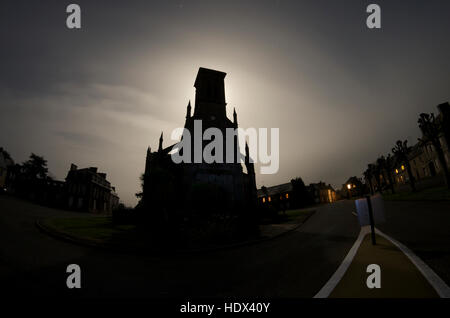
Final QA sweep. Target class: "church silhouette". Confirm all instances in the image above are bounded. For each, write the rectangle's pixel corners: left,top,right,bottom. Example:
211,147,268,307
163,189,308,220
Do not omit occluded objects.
141,68,257,225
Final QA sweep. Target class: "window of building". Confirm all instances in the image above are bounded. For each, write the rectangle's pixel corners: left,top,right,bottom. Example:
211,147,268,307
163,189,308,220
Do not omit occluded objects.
401,165,405,171
268,196,271,202
262,197,266,203
285,193,289,199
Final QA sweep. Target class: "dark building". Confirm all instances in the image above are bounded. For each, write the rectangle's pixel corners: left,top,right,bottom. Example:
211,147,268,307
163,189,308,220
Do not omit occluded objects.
257,178,330,210
142,67,257,221
341,176,364,198
364,102,450,190
257,183,292,209
307,182,337,204
65,164,117,214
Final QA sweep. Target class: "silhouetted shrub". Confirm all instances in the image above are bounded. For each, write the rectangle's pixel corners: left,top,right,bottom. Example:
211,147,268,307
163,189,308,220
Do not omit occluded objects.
112,206,136,225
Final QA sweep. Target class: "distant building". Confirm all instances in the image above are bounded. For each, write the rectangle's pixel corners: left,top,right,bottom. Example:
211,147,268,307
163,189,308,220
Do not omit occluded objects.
393,102,450,185
110,186,120,211
407,143,426,181
341,176,364,198
65,164,118,214
257,179,335,209
363,103,450,192
308,182,337,203
37,178,66,207
418,104,450,177
257,183,292,209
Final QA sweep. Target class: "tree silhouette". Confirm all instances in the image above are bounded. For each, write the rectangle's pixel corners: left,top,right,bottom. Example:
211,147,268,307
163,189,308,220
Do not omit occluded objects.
363,164,374,195
22,153,48,180
376,156,387,192
392,140,416,192
418,113,450,189
376,155,395,194
290,177,313,207
0,147,12,161
385,154,396,194
373,161,383,193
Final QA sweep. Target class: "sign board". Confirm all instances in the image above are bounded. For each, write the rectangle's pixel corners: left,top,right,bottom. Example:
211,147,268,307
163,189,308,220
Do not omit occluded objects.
355,194,386,226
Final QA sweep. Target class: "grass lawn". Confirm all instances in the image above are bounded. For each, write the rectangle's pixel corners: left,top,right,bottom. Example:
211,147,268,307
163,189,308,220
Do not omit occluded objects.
382,186,450,201
42,217,137,243
41,209,316,250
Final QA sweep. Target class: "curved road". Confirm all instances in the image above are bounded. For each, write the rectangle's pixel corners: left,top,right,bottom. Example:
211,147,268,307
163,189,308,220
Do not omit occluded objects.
0,195,361,299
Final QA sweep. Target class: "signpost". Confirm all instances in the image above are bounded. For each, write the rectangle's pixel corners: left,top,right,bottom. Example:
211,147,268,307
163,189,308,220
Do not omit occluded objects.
355,194,386,245
366,195,376,245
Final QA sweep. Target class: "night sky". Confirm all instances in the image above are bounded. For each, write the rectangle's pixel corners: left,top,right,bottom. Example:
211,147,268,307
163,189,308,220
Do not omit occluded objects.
1,0,450,206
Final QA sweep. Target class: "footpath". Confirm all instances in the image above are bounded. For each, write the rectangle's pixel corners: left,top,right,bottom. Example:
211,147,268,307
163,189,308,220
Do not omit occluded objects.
316,226,450,298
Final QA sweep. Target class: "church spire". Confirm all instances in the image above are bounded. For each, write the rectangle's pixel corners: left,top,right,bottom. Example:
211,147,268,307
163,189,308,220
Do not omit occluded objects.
245,141,255,176
145,146,152,175
158,132,163,152
186,100,191,119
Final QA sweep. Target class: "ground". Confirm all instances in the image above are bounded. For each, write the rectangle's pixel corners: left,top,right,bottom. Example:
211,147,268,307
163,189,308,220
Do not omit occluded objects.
1,194,449,298
37,207,316,251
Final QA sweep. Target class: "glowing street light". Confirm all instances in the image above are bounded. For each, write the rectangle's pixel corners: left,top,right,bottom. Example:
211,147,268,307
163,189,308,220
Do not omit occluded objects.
347,183,352,199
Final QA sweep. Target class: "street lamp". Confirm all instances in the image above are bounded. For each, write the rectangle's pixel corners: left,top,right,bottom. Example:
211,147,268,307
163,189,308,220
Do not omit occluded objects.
347,184,352,199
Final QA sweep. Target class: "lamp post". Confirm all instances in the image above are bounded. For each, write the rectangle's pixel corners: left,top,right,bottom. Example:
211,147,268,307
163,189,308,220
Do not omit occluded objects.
347,183,352,199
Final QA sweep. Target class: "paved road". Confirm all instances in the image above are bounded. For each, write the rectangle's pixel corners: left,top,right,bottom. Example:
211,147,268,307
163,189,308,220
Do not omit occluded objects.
0,195,360,299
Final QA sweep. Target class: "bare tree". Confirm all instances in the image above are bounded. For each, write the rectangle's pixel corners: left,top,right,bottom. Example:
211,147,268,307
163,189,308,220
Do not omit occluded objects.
363,165,374,195
373,161,383,194
385,154,396,194
418,113,450,189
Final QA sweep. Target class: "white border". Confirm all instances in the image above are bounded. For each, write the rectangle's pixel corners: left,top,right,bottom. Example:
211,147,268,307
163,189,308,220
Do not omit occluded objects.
376,228,450,298
314,226,370,298
314,226,450,298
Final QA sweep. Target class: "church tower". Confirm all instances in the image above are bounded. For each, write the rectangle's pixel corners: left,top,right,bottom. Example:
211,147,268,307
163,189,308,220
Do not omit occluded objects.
193,67,227,120
142,67,256,217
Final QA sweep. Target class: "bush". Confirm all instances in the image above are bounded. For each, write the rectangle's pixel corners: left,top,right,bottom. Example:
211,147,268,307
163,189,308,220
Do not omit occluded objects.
112,206,137,225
